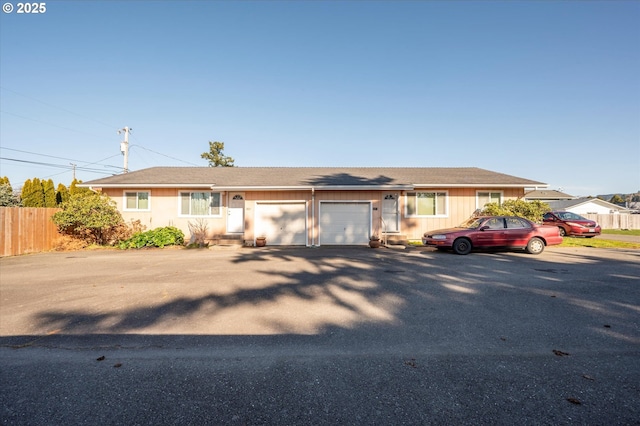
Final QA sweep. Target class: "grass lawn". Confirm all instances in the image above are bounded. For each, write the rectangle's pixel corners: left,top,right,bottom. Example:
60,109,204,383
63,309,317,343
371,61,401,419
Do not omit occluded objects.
602,229,640,236
560,236,640,249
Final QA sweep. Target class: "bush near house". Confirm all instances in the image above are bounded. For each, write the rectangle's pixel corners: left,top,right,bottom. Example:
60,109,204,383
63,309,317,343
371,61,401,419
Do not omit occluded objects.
51,192,125,245
118,226,185,249
482,199,550,223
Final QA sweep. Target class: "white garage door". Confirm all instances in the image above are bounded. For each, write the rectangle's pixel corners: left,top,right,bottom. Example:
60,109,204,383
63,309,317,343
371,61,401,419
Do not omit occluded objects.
255,202,307,245
320,202,371,245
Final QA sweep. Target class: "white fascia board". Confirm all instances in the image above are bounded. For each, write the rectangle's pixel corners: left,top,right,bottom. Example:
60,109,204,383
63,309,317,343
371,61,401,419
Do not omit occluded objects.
412,183,549,188
210,185,415,191
82,183,214,189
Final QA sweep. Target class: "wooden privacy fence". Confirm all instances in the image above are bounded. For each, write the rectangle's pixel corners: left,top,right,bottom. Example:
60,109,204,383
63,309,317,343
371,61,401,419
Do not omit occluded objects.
584,214,640,230
0,207,62,257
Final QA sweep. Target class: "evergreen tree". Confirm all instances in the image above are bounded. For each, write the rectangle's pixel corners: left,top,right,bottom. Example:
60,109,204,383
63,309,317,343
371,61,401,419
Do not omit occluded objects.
44,179,57,207
21,178,46,207
32,178,45,207
20,179,32,207
0,176,12,193
201,141,235,167
609,194,625,205
69,178,92,196
56,183,70,205
0,184,20,206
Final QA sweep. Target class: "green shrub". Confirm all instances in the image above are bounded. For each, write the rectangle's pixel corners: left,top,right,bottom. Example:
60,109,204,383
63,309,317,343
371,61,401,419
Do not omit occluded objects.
118,226,184,249
52,193,124,245
481,199,550,223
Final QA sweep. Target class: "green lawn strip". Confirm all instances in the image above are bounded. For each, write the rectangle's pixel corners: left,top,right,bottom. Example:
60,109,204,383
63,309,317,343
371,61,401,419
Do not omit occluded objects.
602,229,640,236
559,238,640,249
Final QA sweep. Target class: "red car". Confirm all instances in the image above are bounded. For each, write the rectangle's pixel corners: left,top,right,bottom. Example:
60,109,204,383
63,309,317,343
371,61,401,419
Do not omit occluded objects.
422,216,563,255
542,211,601,237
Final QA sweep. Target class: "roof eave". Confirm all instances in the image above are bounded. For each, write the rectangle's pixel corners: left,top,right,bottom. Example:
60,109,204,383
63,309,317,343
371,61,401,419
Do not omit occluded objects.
82,183,546,190
210,185,416,191
413,183,547,188
81,183,215,189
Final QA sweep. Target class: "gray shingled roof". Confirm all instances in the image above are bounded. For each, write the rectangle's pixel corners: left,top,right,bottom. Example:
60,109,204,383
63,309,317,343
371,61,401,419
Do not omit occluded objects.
547,198,628,211
81,167,545,189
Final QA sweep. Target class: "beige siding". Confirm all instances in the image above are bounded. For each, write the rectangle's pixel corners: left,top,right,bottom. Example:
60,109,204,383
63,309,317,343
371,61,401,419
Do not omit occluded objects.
101,187,526,244
103,188,227,241
402,188,524,239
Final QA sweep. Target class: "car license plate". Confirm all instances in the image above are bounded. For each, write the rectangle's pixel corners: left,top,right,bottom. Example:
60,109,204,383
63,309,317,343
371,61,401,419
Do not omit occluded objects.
589,228,595,232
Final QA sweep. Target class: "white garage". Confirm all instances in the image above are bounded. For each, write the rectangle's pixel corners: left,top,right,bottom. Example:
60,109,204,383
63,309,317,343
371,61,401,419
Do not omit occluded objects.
255,202,307,245
319,202,371,245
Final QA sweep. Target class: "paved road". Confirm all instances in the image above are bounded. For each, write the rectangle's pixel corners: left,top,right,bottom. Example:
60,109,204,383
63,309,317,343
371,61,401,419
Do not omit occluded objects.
594,233,640,243
1,246,639,425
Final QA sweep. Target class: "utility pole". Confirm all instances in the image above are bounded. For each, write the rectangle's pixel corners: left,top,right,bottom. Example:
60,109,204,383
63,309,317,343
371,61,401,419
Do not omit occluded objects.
70,163,76,180
118,126,132,173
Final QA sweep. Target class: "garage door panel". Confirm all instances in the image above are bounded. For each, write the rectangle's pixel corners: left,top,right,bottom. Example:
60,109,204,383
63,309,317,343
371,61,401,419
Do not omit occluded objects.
320,202,370,245
255,203,307,245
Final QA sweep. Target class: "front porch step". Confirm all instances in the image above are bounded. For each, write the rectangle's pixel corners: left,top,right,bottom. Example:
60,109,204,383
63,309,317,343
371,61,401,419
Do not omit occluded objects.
211,234,244,246
384,234,409,245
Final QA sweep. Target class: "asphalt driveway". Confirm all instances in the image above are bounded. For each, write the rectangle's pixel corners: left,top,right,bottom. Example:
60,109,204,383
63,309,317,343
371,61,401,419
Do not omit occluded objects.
1,246,639,425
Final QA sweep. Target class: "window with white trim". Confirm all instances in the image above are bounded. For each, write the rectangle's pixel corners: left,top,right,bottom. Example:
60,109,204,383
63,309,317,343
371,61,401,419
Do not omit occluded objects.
477,191,502,209
179,192,221,216
405,192,447,217
124,191,150,211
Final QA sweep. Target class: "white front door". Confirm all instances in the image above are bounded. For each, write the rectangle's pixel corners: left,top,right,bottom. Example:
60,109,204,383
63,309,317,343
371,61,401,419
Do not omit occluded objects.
227,193,244,233
382,193,399,233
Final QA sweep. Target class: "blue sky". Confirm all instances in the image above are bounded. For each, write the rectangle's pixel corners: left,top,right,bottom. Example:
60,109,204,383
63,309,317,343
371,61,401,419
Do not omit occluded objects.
1,1,639,197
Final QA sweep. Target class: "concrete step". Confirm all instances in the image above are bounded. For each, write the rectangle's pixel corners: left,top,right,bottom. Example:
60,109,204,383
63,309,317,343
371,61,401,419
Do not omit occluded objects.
211,234,244,246
384,234,409,245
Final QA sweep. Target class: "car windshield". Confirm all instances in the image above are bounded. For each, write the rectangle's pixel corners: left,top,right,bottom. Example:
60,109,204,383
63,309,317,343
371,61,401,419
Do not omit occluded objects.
557,212,587,220
458,218,484,229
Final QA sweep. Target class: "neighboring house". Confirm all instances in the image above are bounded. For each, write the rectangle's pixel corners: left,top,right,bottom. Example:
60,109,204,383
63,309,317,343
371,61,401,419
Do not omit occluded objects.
80,167,546,246
523,189,575,203
547,197,630,215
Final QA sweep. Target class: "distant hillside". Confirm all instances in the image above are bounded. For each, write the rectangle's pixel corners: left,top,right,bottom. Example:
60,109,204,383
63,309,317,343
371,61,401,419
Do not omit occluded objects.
597,193,640,203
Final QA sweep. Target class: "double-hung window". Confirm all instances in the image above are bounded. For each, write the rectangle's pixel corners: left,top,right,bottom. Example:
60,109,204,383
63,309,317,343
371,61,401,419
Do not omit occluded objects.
477,191,502,209
124,191,150,211
406,192,447,217
180,192,221,216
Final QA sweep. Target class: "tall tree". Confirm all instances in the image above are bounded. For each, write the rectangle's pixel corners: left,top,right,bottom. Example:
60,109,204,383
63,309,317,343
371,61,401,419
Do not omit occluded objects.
44,179,57,207
56,183,70,205
21,178,45,207
32,178,45,207
69,178,92,196
0,176,12,193
201,141,235,167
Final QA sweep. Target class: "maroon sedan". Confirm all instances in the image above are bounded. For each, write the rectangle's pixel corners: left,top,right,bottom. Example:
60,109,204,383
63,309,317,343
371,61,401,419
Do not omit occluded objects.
543,211,601,237
422,216,563,255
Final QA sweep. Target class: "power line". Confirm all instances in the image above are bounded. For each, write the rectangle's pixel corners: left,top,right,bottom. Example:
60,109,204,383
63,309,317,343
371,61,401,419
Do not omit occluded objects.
0,147,122,170
0,86,116,129
0,110,109,139
130,143,200,166
0,157,118,175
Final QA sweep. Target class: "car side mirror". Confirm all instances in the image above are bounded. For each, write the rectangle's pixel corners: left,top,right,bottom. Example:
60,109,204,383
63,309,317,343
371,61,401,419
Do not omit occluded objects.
479,226,490,231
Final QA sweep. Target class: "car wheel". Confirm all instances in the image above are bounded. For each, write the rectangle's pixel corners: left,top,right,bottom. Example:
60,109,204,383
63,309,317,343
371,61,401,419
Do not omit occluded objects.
558,227,566,237
453,238,472,255
526,237,545,255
